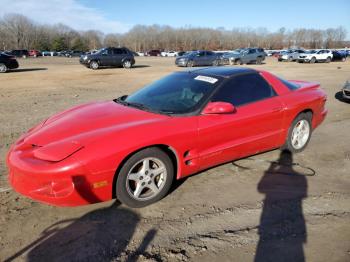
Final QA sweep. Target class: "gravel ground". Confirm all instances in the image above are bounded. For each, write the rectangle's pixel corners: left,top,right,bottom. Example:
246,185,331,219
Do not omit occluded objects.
0,56,349,262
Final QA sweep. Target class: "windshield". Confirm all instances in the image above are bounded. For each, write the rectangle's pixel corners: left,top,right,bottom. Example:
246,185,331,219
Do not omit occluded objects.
96,48,107,54
122,72,222,114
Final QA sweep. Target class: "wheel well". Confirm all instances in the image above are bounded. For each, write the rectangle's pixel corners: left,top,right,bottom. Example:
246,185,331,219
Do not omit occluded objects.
291,109,313,126
301,109,313,118
111,144,178,198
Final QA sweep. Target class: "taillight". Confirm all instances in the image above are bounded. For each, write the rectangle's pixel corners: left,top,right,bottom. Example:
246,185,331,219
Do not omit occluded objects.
9,56,16,60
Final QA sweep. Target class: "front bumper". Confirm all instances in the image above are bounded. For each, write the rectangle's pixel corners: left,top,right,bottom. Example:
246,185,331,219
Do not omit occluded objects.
79,58,90,66
297,57,311,63
6,144,114,206
175,59,188,67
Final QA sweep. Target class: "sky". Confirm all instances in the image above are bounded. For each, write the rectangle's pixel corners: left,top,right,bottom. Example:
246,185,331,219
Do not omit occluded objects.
0,0,349,36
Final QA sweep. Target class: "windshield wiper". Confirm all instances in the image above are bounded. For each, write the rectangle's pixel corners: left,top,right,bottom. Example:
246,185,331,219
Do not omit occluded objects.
114,98,152,111
114,98,174,116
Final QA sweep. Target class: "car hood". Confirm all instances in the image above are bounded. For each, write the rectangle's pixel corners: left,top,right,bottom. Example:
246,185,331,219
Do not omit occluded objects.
22,101,168,147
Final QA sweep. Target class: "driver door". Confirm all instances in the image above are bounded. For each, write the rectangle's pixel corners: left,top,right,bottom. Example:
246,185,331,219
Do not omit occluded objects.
197,73,285,170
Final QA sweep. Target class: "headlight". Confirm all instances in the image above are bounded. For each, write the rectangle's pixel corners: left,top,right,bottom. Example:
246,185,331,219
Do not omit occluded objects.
83,55,88,60
34,141,83,162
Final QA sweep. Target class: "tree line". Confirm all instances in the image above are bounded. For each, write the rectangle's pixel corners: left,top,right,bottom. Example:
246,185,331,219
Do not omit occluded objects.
0,13,348,52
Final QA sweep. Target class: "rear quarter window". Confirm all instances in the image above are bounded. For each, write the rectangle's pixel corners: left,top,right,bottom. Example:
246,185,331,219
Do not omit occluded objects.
278,77,301,91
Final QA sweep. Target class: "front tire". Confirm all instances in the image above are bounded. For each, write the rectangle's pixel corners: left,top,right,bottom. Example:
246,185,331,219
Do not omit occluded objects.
116,148,174,208
187,60,194,67
256,57,263,64
0,63,8,73
89,60,99,70
326,57,331,63
123,60,132,69
310,57,316,63
283,113,312,153
212,60,219,66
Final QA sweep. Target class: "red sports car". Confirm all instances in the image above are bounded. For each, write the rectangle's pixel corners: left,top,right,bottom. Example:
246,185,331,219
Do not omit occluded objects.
7,67,327,208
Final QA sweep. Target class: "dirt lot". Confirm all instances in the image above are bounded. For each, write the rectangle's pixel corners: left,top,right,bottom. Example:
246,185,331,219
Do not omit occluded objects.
0,56,349,262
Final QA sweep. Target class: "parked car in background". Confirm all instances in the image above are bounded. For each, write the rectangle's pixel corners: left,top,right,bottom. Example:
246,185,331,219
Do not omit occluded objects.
221,49,242,64
6,67,328,207
223,48,266,65
28,50,42,57
0,52,19,72
66,50,85,58
6,49,29,58
177,51,187,57
136,52,145,56
175,50,221,67
42,51,57,56
41,51,51,56
332,50,347,62
272,51,283,57
297,50,333,63
146,50,162,56
278,49,305,62
80,47,135,70
57,51,69,57
161,51,178,57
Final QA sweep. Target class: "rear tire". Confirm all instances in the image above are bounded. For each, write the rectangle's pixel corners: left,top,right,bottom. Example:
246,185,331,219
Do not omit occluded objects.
288,56,293,62
235,59,242,65
0,63,7,73
256,57,263,64
326,57,331,63
116,148,174,208
89,61,99,70
283,113,312,153
212,60,219,66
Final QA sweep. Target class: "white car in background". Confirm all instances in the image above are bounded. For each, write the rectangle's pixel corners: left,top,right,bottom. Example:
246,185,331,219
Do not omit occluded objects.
161,51,178,57
278,49,305,61
136,52,145,56
297,49,333,63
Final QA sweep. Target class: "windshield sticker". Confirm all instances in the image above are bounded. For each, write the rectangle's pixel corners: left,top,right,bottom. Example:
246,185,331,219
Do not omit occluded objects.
194,75,218,84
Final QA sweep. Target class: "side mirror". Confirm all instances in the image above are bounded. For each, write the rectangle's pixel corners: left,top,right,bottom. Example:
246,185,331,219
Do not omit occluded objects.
202,102,236,115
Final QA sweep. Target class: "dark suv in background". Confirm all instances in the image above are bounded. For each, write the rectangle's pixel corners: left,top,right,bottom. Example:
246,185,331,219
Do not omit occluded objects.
5,49,29,58
80,47,135,70
0,52,19,72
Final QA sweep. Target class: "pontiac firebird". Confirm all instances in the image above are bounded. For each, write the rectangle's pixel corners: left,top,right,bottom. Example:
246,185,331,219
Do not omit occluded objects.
7,67,327,208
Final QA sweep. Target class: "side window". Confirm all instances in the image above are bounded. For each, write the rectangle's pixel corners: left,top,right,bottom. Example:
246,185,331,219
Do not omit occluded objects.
113,48,123,54
249,49,256,54
211,73,276,107
206,51,213,56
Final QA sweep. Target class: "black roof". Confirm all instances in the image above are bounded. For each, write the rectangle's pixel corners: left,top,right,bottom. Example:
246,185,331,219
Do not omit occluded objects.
188,67,256,78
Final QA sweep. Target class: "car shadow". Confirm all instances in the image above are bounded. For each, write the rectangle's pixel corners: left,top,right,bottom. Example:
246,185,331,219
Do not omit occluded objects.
254,150,308,262
335,91,350,104
132,65,151,68
9,68,48,73
4,180,157,262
